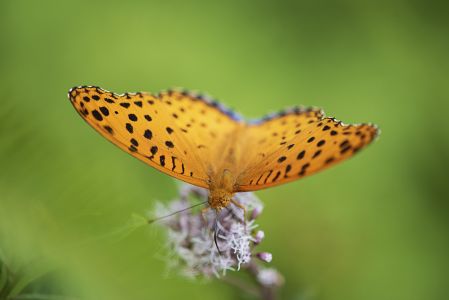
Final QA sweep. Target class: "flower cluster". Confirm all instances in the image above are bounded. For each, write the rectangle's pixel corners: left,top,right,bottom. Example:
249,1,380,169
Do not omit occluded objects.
152,184,273,278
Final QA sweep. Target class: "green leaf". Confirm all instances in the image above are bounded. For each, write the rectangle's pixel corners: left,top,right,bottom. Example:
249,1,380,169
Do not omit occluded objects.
0,261,10,295
7,259,53,299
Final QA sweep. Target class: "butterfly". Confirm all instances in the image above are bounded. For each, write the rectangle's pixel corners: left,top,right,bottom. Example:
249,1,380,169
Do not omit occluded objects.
68,86,379,211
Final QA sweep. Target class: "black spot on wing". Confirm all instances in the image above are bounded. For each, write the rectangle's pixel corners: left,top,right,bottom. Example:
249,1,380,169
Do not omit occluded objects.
317,140,325,147
128,114,138,121
92,110,103,121
277,156,287,163
171,157,177,171
272,171,281,182
263,170,273,184
144,129,152,139
150,146,158,155
297,150,305,160
126,123,133,133
99,106,109,116
312,150,321,158
103,125,113,134
284,165,292,177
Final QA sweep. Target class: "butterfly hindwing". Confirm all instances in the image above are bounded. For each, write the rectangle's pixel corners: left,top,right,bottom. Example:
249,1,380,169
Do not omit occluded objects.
68,86,240,188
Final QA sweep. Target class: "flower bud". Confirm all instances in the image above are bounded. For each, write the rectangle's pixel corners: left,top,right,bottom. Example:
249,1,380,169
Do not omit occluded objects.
250,206,263,220
254,230,265,244
257,268,284,287
256,252,273,263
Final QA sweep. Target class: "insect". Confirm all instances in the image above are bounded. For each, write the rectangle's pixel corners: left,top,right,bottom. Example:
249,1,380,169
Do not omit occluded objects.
68,86,379,213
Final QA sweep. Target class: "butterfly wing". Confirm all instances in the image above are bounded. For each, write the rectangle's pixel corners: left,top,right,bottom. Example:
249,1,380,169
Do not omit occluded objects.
68,86,240,188
236,108,379,191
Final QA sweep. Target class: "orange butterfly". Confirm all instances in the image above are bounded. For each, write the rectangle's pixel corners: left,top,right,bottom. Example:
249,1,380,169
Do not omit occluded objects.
68,86,378,211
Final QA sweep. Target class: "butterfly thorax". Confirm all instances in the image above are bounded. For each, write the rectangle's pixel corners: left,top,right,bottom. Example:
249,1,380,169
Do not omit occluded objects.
208,169,235,211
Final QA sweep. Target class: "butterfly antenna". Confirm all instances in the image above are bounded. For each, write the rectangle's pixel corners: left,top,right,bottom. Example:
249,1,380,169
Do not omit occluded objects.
214,212,223,255
147,200,208,224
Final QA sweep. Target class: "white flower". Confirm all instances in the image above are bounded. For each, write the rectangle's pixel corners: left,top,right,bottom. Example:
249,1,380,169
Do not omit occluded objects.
223,221,256,270
152,184,272,278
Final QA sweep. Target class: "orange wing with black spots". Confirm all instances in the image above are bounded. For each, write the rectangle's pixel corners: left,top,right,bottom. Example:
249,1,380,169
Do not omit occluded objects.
68,86,241,188
235,109,378,191
233,107,324,174
69,86,379,193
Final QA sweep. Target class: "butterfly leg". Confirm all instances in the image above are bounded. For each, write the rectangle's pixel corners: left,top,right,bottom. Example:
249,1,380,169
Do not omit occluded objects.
201,206,210,225
231,199,247,226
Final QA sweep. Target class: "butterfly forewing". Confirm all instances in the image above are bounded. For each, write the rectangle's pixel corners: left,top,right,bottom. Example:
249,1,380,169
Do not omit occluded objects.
68,86,240,188
236,111,378,191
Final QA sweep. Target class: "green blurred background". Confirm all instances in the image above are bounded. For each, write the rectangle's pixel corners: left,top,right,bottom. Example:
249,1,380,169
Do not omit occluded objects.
1,0,448,299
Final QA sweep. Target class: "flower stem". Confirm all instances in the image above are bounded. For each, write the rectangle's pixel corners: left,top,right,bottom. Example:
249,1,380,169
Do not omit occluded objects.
222,262,281,300
247,263,279,300
221,276,259,297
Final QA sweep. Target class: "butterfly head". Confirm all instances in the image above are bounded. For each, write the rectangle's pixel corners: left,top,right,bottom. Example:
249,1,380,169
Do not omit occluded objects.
208,188,233,211
208,169,236,211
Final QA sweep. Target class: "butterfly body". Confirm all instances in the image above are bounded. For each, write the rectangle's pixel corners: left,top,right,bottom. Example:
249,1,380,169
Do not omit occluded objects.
68,86,379,211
